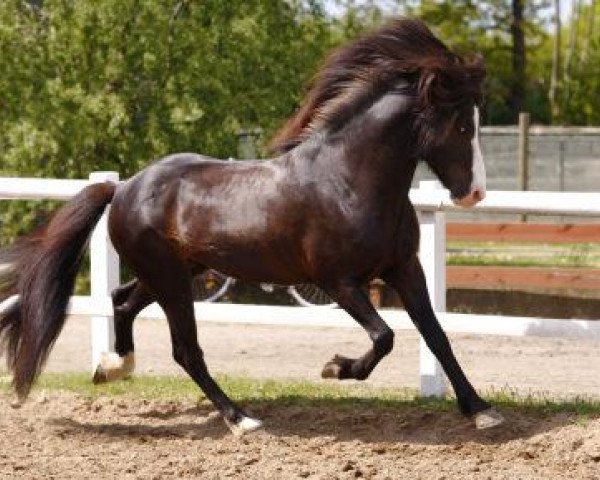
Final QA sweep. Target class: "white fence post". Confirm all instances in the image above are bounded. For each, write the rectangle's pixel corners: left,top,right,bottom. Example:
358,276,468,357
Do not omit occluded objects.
89,171,120,372
418,180,447,397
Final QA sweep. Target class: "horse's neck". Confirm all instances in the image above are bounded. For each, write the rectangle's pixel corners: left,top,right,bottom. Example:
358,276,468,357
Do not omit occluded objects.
327,132,417,197
289,89,418,205
290,135,417,213
333,91,417,190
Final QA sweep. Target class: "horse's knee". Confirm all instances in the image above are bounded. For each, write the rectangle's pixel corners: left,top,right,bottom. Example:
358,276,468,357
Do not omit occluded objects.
111,288,122,306
112,286,130,307
373,328,394,356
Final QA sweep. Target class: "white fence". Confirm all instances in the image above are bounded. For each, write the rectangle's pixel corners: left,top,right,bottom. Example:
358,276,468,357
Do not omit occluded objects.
1,174,600,397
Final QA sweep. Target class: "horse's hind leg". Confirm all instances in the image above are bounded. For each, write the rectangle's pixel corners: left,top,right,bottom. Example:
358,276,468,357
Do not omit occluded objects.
122,235,261,436
93,279,154,384
321,281,394,381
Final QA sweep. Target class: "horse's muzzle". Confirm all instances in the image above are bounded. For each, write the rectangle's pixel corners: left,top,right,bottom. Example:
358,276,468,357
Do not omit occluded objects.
452,187,485,208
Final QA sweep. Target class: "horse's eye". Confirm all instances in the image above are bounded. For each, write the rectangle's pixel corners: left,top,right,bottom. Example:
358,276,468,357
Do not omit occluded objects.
459,126,467,134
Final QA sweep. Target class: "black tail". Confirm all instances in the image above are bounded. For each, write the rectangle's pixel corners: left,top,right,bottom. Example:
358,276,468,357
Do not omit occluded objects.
0,181,116,400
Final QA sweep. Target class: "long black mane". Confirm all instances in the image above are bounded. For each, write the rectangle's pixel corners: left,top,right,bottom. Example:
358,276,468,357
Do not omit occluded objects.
270,18,485,152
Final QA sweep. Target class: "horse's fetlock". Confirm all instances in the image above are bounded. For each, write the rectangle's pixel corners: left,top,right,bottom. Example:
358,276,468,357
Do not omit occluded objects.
172,345,204,369
172,347,186,366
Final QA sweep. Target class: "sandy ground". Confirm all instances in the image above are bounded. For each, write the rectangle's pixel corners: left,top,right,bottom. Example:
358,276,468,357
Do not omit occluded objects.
0,391,599,479
0,315,599,479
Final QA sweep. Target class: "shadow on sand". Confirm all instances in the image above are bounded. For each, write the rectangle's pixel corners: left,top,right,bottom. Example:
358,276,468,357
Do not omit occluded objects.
49,394,598,446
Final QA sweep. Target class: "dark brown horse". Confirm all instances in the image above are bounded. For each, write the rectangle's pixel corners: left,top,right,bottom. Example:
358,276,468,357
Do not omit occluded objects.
0,18,503,436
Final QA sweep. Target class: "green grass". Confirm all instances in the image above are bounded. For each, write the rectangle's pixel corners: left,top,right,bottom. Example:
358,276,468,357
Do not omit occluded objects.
2,372,599,417
448,255,600,268
447,241,600,268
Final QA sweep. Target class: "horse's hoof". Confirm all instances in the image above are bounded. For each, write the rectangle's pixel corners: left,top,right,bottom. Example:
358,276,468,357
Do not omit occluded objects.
321,361,342,379
93,352,135,385
92,366,108,385
321,354,353,379
474,408,505,429
225,416,263,437
10,397,24,409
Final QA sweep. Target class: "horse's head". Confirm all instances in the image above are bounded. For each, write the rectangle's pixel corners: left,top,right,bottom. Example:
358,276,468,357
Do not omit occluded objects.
269,17,487,209
415,56,486,208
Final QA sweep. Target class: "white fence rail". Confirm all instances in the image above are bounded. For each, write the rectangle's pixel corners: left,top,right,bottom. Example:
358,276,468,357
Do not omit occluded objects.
1,174,599,397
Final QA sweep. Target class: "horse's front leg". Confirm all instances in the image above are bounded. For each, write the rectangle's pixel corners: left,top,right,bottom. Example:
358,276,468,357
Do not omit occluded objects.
382,256,504,429
321,282,394,381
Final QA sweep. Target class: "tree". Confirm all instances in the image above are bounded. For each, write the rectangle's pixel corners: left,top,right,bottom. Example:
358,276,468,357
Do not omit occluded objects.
509,0,526,121
554,0,600,124
564,0,581,102
549,0,562,122
0,0,337,242
415,0,552,124
583,0,596,60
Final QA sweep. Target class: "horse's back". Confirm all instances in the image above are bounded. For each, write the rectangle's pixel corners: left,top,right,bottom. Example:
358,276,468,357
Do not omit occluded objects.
108,153,308,280
108,153,223,246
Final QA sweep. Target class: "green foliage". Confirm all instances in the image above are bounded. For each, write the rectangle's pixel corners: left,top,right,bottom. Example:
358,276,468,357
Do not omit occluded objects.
1,0,599,248
447,240,600,268
0,0,335,242
2,1,598,184
0,1,334,175
413,0,600,126
553,2,600,125
416,0,553,124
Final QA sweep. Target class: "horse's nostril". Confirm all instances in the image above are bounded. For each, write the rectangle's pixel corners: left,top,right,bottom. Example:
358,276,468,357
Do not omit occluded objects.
472,188,485,202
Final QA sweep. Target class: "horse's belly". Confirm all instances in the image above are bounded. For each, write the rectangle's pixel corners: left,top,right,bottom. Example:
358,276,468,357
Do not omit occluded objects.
200,249,307,284
190,233,308,284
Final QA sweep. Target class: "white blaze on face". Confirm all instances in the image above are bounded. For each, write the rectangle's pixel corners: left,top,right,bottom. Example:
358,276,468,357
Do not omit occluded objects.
471,106,486,198
453,106,486,208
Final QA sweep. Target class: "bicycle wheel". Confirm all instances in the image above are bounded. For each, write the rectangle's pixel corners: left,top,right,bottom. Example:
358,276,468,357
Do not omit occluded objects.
191,270,233,302
288,284,336,307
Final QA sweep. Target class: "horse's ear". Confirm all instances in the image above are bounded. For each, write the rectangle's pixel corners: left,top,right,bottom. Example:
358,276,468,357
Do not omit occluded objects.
465,54,486,86
417,54,486,109
417,66,451,108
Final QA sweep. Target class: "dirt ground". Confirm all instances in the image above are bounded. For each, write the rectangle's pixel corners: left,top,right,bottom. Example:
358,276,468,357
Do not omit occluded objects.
1,315,599,479
1,391,599,480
